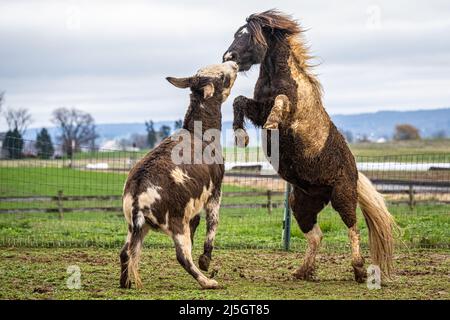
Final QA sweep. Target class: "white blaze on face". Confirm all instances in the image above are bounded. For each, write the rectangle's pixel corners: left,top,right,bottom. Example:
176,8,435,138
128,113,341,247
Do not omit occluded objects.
239,27,248,35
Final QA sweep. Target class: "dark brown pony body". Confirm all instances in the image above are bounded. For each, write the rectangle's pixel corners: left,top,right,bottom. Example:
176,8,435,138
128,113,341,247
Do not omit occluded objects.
224,10,395,282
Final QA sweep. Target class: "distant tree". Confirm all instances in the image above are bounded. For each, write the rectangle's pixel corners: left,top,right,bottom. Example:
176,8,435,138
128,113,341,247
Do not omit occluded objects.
339,128,354,143
432,130,447,139
159,125,171,140
145,120,157,148
35,128,54,159
4,107,33,135
130,133,148,149
356,134,370,143
394,124,420,140
174,119,183,130
51,107,98,156
2,128,23,159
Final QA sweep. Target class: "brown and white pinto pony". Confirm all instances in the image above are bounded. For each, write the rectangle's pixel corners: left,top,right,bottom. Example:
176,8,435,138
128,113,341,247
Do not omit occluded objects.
223,10,396,282
120,61,238,289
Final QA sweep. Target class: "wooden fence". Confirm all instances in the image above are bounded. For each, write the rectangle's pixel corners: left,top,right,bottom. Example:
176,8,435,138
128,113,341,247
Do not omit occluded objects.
0,190,286,216
1,178,449,215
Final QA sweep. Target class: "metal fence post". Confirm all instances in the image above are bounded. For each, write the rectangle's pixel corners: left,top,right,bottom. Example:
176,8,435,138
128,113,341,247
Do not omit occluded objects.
283,182,292,251
267,190,272,215
57,190,64,220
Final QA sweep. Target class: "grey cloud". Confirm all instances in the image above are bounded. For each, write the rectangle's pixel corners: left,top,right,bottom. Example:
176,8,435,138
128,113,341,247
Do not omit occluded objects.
0,0,449,128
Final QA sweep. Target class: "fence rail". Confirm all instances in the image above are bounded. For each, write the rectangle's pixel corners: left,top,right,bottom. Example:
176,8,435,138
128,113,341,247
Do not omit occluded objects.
1,177,449,215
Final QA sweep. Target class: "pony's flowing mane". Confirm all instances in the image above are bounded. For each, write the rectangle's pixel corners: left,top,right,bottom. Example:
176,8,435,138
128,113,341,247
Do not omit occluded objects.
245,9,323,95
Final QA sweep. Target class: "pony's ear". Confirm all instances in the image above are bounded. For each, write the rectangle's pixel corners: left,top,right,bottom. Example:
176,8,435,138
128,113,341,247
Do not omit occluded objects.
202,83,215,99
166,77,192,88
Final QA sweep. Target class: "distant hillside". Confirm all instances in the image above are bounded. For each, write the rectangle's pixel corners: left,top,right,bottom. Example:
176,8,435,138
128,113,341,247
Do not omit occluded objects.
23,108,450,147
331,108,450,140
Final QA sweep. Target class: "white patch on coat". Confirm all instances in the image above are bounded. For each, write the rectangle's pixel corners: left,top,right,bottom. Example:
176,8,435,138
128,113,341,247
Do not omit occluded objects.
138,185,161,209
171,167,191,185
183,181,214,223
349,225,362,261
205,194,221,242
135,185,162,228
160,211,172,237
136,211,145,228
122,193,133,225
303,224,323,267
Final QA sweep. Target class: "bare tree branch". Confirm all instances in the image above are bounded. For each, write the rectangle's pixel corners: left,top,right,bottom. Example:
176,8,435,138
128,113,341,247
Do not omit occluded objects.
51,107,98,155
4,107,33,135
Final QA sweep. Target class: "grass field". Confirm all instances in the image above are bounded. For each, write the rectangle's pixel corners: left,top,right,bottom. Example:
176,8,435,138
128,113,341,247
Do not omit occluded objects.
0,167,449,248
350,139,450,157
0,247,448,299
0,144,449,300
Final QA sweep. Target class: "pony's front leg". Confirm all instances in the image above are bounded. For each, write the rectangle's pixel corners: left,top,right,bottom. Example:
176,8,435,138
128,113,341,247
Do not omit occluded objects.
233,96,272,147
263,95,291,130
199,194,221,271
173,225,219,289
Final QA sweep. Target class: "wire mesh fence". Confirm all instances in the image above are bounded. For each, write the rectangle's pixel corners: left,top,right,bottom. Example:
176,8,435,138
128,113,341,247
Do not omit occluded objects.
0,138,449,250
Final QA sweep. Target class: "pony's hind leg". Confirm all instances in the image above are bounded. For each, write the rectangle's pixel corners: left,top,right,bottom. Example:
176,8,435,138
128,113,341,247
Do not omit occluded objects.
127,223,150,289
189,214,201,246
331,182,366,283
173,221,218,289
119,226,132,288
263,94,290,130
348,224,366,283
199,194,221,271
290,186,327,280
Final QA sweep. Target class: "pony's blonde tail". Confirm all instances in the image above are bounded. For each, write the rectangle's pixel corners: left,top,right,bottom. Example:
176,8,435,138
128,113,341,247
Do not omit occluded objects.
357,172,396,278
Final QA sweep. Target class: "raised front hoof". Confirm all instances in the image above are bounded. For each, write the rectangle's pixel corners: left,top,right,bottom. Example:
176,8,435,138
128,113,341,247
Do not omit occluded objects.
234,130,249,148
233,95,248,107
263,121,279,130
199,279,219,290
274,94,290,108
353,267,367,283
198,254,211,272
292,266,316,281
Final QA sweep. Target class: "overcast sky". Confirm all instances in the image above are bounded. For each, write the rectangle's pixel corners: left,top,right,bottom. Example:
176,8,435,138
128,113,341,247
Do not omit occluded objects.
1,0,450,129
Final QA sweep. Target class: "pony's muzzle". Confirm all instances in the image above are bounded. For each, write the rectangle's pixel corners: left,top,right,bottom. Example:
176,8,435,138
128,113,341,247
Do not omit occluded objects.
223,51,238,63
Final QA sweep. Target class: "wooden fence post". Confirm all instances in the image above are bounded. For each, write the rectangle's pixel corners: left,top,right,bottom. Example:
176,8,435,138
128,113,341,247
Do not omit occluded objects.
267,190,272,215
57,190,64,219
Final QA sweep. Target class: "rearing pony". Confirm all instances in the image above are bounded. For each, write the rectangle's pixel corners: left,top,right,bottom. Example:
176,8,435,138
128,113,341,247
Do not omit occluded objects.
223,10,396,282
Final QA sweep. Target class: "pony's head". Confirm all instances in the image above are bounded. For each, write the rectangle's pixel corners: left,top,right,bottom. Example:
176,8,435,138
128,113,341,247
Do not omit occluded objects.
223,9,301,71
166,61,238,102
